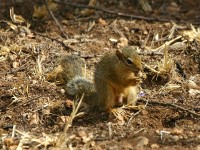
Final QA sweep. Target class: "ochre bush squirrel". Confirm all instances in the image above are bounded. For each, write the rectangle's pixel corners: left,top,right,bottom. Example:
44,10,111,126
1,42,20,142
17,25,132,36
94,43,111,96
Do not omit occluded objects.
65,46,142,111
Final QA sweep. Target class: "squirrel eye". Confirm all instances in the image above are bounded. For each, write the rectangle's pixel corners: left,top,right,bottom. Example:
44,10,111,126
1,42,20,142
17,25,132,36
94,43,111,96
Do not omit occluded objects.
126,58,133,65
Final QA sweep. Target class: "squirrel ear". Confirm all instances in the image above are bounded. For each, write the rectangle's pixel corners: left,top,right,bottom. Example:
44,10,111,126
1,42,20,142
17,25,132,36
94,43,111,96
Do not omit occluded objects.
116,49,123,60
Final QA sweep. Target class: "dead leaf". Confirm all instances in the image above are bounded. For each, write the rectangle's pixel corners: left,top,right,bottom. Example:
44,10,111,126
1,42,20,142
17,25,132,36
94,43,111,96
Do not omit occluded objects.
187,80,200,90
59,116,72,123
30,112,40,125
117,37,128,48
33,0,59,20
78,130,93,143
160,83,181,92
183,24,200,43
81,0,97,16
3,137,19,149
10,7,26,24
157,46,173,74
64,99,73,108
138,0,152,13
12,61,19,69
99,18,107,26
0,46,10,56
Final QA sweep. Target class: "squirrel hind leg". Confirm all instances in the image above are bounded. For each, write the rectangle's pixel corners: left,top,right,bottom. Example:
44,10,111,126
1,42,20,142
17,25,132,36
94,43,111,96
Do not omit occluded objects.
115,93,124,107
124,86,139,106
96,81,116,111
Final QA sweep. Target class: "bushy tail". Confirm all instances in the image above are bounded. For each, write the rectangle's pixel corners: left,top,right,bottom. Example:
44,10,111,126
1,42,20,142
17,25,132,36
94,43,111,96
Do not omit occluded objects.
65,76,96,99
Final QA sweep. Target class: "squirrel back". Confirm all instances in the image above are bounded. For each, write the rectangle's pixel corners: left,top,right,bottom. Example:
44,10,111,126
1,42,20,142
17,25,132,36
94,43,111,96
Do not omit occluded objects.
46,55,86,85
60,55,86,83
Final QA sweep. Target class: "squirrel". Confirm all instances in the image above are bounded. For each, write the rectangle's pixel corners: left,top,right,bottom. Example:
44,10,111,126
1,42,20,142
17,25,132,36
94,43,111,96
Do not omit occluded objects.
65,46,142,111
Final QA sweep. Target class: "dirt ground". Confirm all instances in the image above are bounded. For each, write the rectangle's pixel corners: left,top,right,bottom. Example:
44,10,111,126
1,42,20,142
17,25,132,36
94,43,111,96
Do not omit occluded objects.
0,0,200,149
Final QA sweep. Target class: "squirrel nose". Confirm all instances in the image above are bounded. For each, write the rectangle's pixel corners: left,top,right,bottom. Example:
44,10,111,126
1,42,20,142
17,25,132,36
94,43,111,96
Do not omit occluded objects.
133,68,140,75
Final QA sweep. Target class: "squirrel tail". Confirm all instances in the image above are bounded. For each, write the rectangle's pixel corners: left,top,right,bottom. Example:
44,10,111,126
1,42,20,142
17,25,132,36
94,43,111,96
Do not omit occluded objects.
65,76,96,97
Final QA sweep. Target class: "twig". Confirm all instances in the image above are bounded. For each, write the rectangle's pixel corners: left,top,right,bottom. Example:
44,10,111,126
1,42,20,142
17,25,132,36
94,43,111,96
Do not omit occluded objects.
16,130,31,150
80,54,102,59
126,99,149,126
151,36,182,52
175,61,187,79
53,1,200,24
42,0,67,38
0,96,41,112
142,62,160,74
11,125,16,138
133,128,146,136
138,99,200,118
34,32,76,51
56,94,85,148
107,122,112,139
14,96,41,108
139,51,163,56
53,0,160,21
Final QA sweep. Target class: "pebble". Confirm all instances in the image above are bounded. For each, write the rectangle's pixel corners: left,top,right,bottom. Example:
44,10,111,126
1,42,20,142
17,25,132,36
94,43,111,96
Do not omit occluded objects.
151,143,160,149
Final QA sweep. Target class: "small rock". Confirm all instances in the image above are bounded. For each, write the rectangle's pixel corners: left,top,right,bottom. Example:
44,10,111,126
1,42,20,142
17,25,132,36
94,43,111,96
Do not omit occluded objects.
9,145,18,150
78,130,87,138
171,135,179,142
90,141,95,147
121,141,133,149
151,143,160,149
60,88,65,94
196,145,200,150
13,61,19,68
133,136,149,148
171,128,183,135
170,2,178,7
109,38,118,43
124,26,129,32
197,135,200,140
164,22,171,27
187,131,194,137
189,89,200,96
143,30,148,35
155,130,160,135
141,110,148,115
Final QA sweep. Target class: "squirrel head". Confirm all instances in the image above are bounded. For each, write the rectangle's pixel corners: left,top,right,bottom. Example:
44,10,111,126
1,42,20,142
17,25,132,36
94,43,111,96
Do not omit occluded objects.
116,46,142,74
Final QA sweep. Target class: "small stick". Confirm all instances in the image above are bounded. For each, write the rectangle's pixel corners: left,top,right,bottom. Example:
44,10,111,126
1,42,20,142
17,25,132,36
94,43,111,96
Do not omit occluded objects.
151,36,182,52
139,51,163,56
14,96,42,108
42,0,67,39
34,32,76,51
126,99,149,126
108,122,112,139
142,62,159,74
53,0,159,21
56,94,85,148
80,54,102,59
11,125,16,138
138,99,200,118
